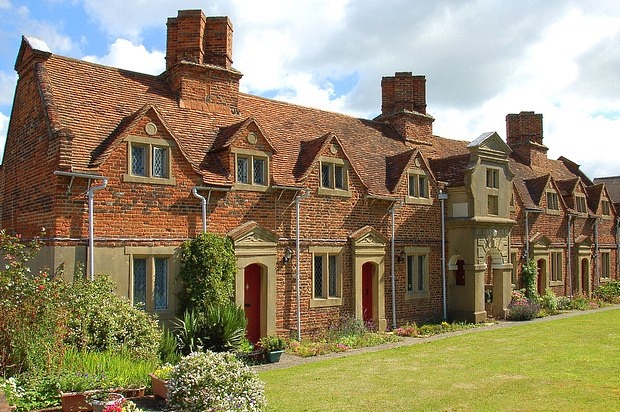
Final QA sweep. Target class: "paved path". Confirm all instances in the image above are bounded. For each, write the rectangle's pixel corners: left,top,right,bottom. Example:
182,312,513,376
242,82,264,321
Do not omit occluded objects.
254,304,620,372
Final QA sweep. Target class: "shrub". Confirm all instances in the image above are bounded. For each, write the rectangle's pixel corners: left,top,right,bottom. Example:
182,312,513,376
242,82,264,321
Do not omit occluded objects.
540,289,558,313
168,351,266,412
64,276,160,362
158,328,180,365
521,259,539,302
594,280,620,303
177,233,237,314
259,335,286,352
507,290,540,321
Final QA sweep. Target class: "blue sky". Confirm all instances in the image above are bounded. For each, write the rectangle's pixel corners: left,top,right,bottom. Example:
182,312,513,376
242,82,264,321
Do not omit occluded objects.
1,0,620,178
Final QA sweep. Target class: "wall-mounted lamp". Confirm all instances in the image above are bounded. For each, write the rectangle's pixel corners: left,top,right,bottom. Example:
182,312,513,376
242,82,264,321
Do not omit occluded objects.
492,228,498,238
283,247,293,263
521,250,528,261
591,251,598,259
397,250,406,263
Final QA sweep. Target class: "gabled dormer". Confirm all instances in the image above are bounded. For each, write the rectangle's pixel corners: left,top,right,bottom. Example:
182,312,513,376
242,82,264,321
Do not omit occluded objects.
586,183,615,219
464,132,513,218
556,177,589,216
212,118,275,191
295,132,361,198
386,149,435,205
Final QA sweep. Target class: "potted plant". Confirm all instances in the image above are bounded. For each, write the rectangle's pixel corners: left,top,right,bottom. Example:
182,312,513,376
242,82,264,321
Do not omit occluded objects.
89,392,124,412
258,335,286,363
149,364,173,399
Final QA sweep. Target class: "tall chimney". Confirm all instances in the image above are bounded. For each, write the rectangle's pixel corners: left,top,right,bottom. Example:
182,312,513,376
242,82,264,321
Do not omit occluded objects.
506,111,547,166
381,72,426,116
165,10,241,114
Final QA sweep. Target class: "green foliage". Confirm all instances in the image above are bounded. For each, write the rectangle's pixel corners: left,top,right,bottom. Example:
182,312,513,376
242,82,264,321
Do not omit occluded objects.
540,289,559,313
158,328,181,365
152,363,174,381
507,289,540,321
178,233,237,314
593,280,620,303
394,321,480,337
168,351,267,412
0,375,59,412
173,303,247,355
259,335,286,352
521,259,539,302
64,275,160,362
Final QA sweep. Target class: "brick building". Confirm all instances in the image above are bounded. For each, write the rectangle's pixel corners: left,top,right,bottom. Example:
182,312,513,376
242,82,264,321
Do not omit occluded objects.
0,9,617,340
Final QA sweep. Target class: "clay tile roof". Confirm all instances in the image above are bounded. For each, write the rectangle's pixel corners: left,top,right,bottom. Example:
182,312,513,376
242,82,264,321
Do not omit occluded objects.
523,174,550,206
430,154,470,186
555,177,579,197
585,184,604,213
385,149,417,192
594,176,620,206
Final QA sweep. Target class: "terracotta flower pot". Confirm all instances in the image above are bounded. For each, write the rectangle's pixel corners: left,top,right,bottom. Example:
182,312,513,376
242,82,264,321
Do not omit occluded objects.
149,374,169,399
60,392,93,412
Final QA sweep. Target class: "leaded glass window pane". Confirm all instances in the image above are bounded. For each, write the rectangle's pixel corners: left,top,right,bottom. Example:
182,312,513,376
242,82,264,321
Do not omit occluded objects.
253,158,265,185
408,175,417,197
132,146,146,176
152,147,167,178
154,258,168,310
321,164,331,188
328,255,337,297
314,255,324,298
419,175,428,198
133,258,147,308
237,157,249,184
334,165,344,189
407,255,414,292
417,255,425,291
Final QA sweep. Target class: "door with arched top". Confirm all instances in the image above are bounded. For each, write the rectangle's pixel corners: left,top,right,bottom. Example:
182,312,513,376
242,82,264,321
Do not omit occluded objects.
362,262,374,325
244,264,261,343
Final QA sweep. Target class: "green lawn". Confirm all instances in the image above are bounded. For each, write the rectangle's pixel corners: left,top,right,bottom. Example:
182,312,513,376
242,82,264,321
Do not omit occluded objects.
260,309,620,411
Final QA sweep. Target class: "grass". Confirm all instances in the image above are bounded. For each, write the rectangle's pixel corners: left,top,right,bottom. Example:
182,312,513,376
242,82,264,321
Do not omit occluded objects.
260,308,620,411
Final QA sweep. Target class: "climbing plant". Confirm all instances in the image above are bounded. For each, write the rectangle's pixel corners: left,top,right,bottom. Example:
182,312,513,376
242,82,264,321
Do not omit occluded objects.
177,233,237,314
521,258,539,302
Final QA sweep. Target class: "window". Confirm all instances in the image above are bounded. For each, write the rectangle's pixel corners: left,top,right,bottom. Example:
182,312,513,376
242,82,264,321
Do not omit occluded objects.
132,256,169,311
601,251,610,279
235,153,268,188
405,170,432,205
576,195,587,214
310,247,343,307
318,158,350,197
487,195,499,215
602,200,611,216
455,259,465,286
405,247,430,298
486,168,499,189
124,136,175,185
550,252,562,283
546,191,559,213
511,252,518,286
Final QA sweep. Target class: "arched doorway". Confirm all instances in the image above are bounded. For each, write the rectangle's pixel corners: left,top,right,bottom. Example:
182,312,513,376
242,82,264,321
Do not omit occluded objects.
362,262,374,325
244,264,262,343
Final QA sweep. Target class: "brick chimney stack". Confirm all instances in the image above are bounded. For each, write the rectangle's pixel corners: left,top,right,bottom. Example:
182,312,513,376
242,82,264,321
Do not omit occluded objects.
376,72,434,144
381,72,427,115
506,111,548,166
166,10,241,114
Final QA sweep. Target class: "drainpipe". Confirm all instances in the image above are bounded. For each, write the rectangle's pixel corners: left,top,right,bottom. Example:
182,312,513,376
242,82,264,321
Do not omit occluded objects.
616,217,620,279
439,191,449,320
525,210,530,259
87,179,108,281
54,171,108,281
295,189,311,341
389,200,403,329
567,214,574,297
191,186,232,233
594,218,600,289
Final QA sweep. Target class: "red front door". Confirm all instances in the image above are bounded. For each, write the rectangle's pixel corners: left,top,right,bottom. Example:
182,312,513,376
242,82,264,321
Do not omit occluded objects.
362,262,373,324
244,264,261,343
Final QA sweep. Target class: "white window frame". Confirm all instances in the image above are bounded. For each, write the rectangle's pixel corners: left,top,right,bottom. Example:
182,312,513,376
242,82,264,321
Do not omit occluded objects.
317,157,350,197
405,246,430,299
123,136,175,185
232,148,270,192
309,246,343,307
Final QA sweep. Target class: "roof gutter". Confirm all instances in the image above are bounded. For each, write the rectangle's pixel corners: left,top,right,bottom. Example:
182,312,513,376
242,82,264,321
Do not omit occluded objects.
54,171,108,281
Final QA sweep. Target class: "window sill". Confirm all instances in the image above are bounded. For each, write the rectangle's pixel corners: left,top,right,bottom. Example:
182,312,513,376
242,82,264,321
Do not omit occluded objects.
549,280,564,287
123,174,176,186
310,297,343,308
317,187,351,198
404,196,433,205
546,209,560,216
233,183,269,192
405,291,429,300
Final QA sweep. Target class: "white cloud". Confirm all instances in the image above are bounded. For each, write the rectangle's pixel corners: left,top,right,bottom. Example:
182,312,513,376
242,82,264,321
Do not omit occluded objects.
0,111,8,162
0,71,18,105
83,39,165,75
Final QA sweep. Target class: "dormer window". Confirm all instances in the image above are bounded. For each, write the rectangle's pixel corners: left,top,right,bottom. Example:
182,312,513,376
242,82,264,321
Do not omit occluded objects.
602,200,611,216
405,169,432,205
233,148,269,191
124,136,175,185
546,190,559,215
575,195,587,214
318,157,350,197
486,168,499,189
